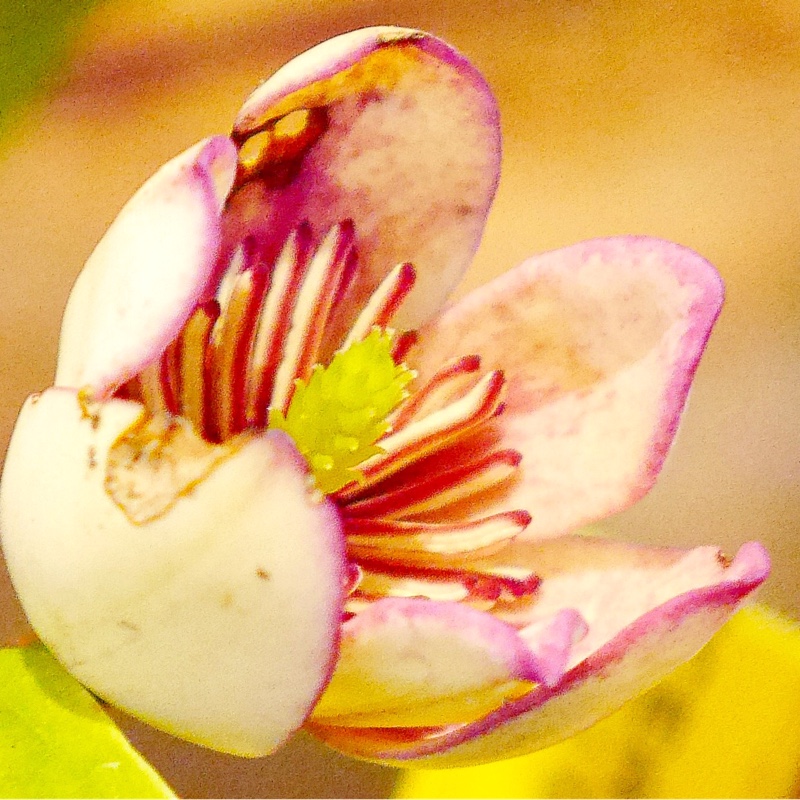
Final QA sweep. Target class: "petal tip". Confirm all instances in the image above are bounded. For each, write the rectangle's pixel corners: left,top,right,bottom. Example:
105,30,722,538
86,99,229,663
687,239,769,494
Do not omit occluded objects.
55,136,238,395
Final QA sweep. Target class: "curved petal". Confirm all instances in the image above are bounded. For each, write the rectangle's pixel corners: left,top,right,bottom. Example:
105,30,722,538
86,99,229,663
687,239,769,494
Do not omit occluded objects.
412,237,724,539
0,388,346,756
227,27,501,333
310,599,585,728
55,136,238,397
310,537,769,765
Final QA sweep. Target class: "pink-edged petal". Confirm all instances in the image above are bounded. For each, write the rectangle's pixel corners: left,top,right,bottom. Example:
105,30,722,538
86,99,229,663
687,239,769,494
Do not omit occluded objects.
310,537,769,765
518,609,588,687
310,598,583,729
412,237,724,539
55,136,238,397
0,388,346,756
227,26,501,332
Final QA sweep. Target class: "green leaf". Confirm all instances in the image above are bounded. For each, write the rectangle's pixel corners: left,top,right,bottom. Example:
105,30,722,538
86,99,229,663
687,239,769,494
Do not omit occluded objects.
0,0,100,135
0,644,175,798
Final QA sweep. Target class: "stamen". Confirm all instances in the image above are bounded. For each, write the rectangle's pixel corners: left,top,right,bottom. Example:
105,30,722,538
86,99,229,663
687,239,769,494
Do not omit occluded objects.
350,562,540,610
346,510,532,567
214,245,245,310
391,330,418,363
390,355,482,430
160,339,181,416
246,224,313,426
350,568,492,608
270,222,356,414
341,263,416,349
480,567,542,601
343,449,522,519
136,361,169,415
207,265,263,441
355,564,536,606
338,370,506,499
177,301,219,437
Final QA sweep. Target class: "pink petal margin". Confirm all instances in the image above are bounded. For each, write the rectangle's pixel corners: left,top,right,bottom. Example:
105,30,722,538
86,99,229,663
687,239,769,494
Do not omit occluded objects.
55,136,238,397
228,26,502,332
412,236,725,540
309,540,769,766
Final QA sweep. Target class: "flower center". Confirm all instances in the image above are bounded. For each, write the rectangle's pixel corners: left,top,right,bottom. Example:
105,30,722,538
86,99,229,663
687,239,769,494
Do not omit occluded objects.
269,328,414,494
112,222,539,618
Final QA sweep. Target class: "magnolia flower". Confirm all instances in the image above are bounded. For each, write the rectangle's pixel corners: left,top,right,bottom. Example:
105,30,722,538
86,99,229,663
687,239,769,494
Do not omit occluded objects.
0,27,768,766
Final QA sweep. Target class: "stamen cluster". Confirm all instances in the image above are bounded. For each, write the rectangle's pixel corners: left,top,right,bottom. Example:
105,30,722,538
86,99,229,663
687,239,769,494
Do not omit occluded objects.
119,221,538,622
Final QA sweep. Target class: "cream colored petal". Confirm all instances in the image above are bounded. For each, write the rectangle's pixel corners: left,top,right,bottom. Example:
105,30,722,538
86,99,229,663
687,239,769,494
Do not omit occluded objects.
311,598,583,728
0,388,346,756
55,136,237,397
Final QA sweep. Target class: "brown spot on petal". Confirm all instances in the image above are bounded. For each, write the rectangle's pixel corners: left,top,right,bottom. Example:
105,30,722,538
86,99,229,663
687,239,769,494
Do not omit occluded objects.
105,413,241,525
716,551,733,568
77,387,102,430
233,106,328,190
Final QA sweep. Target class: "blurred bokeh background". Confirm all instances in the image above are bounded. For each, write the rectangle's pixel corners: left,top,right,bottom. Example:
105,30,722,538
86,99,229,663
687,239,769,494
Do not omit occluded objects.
1,0,798,796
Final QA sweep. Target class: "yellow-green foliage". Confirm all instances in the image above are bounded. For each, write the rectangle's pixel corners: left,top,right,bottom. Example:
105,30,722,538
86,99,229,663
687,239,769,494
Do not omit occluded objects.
269,329,414,494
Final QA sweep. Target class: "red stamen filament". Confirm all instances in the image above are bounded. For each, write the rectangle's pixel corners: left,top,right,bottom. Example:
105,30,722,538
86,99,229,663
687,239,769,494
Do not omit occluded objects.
343,449,522,519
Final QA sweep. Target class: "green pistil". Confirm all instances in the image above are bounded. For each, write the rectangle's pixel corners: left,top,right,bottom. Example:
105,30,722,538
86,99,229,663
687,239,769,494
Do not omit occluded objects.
268,328,414,494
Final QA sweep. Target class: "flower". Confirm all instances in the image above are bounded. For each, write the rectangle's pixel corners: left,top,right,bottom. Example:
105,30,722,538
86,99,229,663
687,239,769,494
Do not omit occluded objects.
0,27,769,764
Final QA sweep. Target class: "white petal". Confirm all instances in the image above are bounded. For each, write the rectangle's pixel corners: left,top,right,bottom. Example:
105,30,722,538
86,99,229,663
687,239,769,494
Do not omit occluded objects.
0,389,346,756
311,598,562,728
55,136,238,396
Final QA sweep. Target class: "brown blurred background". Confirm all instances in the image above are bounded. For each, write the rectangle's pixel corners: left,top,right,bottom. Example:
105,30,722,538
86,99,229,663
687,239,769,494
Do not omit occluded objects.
1,0,798,796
